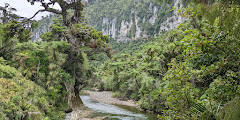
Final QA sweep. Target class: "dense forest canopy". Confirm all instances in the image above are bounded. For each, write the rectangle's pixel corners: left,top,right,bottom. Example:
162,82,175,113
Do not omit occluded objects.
0,0,240,119
94,0,240,119
0,0,110,119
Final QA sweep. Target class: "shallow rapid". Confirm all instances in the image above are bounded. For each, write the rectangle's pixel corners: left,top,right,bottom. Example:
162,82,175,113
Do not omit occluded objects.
66,95,157,120
81,95,147,120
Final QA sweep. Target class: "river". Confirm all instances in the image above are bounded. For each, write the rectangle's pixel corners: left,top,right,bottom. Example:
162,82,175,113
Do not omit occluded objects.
66,95,158,120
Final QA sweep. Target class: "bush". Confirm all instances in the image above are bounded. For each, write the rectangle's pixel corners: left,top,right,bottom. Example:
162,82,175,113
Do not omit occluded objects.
0,64,17,78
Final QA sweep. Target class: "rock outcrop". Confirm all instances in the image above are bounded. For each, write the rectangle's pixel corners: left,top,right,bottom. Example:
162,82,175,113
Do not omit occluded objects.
85,0,185,42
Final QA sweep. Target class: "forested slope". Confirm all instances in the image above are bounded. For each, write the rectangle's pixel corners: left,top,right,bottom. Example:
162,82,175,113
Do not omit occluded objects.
0,0,110,119
0,0,240,120
0,21,68,119
95,0,240,119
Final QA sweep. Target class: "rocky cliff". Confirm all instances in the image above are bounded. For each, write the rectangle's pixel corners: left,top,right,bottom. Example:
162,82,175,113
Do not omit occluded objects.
84,0,185,42
32,0,185,42
31,15,55,42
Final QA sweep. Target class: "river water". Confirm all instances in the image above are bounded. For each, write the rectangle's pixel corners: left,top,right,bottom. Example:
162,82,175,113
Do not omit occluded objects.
66,95,158,120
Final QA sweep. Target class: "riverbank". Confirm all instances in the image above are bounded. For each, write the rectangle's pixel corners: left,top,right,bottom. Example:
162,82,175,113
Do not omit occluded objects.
83,90,137,107
65,110,108,120
66,90,157,120
65,90,137,120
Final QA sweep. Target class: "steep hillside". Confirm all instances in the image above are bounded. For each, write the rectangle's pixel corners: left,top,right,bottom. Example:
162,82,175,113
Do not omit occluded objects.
31,15,56,42
0,58,66,119
32,0,185,42
94,0,240,119
84,0,185,42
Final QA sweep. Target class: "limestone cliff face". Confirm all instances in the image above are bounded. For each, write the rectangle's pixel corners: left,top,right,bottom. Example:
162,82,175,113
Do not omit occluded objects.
32,0,185,42
85,0,185,42
31,15,55,42
159,0,185,33
32,26,48,42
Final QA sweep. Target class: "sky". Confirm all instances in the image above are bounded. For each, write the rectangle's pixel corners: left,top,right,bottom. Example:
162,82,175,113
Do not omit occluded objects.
0,0,60,20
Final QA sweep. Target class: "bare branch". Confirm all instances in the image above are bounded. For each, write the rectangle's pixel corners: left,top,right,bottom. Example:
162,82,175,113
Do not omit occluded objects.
28,9,46,20
28,7,61,20
28,0,62,20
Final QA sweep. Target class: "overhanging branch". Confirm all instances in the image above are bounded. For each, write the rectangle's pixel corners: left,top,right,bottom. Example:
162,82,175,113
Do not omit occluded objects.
28,9,46,20
28,1,62,20
28,8,61,20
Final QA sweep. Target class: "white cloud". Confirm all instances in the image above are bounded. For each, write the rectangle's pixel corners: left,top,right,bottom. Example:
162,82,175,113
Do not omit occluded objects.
0,0,60,20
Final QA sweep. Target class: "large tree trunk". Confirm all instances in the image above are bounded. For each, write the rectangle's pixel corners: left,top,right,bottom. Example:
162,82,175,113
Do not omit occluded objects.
67,90,84,112
71,93,84,110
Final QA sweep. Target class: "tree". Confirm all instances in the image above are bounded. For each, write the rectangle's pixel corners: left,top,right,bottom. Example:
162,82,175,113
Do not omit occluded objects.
0,3,18,24
27,0,110,111
28,0,85,27
0,20,31,61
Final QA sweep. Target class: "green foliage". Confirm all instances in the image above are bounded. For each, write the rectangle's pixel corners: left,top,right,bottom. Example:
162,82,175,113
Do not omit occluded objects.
1,0,240,119
95,27,186,111
0,21,30,61
95,1,240,119
32,14,56,41
0,63,17,78
218,97,240,120
0,36,69,119
41,19,67,42
0,1,110,119
2,20,30,43
0,69,55,119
